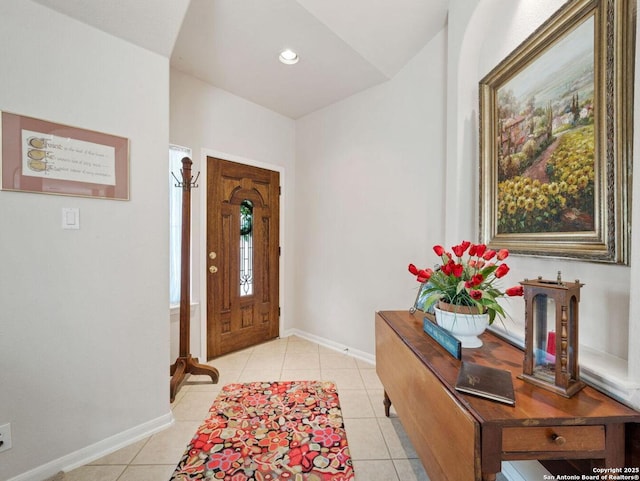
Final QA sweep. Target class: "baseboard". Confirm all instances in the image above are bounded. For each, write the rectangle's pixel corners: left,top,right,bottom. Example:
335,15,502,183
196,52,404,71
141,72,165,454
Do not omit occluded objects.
282,328,375,365
502,460,551,481
7,412,174,481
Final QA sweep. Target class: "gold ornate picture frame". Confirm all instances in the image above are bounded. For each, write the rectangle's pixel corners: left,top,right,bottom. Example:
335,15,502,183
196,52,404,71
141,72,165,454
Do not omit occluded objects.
479,0,634,264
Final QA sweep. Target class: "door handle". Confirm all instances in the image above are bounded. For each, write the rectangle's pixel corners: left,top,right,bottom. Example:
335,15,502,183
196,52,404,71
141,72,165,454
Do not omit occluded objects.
209,251,217,259
209,266,218,274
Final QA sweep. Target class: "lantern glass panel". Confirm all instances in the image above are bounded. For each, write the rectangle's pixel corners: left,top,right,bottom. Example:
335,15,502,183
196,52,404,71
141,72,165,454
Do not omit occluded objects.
567,297,577,378
533,293,556,382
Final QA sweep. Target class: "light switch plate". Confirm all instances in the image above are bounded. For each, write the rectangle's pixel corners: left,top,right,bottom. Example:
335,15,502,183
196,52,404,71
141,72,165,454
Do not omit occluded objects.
62,208,80,229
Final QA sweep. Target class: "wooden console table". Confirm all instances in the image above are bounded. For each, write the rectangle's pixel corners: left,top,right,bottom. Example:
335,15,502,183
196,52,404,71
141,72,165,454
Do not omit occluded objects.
375,310,640,481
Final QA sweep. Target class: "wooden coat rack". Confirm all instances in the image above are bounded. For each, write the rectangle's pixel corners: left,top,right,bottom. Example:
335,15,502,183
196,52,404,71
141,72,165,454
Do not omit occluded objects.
169,157,218,402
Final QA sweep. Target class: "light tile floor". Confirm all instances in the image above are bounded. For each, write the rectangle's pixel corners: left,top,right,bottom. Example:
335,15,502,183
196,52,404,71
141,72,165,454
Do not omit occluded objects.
65,336,430,481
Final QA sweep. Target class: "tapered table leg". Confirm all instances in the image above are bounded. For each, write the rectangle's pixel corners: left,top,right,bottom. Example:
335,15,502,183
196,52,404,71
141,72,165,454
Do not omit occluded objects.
383,391,392,417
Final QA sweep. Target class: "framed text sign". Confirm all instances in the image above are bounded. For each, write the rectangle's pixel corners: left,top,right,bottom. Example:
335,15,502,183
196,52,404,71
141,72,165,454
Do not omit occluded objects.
0,111,129,200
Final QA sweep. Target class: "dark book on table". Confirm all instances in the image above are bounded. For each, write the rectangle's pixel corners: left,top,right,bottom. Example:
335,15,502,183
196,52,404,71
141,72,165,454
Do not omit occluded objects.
455,362,515,406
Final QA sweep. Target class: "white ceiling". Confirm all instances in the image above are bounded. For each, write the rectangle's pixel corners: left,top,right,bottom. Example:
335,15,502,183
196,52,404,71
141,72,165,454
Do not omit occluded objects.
31,0,449,119
31,0,191,57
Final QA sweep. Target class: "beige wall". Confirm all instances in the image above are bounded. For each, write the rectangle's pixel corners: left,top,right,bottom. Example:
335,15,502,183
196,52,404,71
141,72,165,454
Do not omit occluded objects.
0,2,172,480
169,70,296,361
294,30,448,355
446,0,639,406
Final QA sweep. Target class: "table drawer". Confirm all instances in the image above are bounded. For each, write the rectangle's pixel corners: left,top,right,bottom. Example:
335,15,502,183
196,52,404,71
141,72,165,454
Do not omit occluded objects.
503,425,605,453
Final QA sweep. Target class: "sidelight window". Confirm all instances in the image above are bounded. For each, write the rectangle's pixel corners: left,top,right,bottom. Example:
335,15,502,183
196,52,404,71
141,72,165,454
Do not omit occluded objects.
169,144,192,306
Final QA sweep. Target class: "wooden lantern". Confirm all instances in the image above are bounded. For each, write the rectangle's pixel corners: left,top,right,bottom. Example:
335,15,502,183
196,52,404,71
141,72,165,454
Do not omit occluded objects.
519,272,585,397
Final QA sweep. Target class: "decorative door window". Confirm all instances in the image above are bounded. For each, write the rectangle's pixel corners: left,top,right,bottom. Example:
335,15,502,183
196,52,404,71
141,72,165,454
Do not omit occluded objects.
239,200,253,296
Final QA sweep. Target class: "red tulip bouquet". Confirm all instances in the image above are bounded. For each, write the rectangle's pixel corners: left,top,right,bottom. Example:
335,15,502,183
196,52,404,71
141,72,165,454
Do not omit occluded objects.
409,241,523,324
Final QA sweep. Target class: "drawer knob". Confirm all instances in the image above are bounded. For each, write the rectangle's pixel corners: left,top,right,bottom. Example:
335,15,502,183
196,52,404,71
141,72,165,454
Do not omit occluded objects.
551,433,566,445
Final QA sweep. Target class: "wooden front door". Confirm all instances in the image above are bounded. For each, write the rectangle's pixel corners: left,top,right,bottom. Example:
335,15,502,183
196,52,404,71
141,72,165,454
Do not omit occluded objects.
206,157,280,358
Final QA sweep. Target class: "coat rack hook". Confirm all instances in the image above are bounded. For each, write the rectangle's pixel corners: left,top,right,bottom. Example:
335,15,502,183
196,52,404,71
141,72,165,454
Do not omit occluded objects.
171,157,200,191
190,170,200,189
171,171,182,188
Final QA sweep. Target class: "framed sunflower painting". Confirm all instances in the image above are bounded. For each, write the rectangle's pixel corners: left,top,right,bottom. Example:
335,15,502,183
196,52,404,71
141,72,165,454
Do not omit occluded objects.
479,0,634,264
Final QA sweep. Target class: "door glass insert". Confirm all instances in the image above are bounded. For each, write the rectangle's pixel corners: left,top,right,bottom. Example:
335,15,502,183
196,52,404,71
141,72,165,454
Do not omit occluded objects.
239,200,253,296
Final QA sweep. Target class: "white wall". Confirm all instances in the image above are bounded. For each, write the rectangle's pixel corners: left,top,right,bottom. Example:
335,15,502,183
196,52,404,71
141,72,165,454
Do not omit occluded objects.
0,2,172,480
1,3,637,479
293,0,638,404
169,70,296,360
294,31,448,355
446,0,639,404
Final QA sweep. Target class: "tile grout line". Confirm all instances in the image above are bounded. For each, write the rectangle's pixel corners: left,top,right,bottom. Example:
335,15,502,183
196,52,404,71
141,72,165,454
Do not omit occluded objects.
66,336,426,481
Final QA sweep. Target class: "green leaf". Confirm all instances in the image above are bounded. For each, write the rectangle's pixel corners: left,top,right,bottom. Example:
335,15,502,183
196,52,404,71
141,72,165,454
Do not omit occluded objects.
423,293,442,311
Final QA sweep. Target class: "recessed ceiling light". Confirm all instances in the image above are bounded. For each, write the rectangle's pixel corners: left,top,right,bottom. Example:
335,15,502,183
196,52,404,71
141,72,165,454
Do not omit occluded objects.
279,49,299,65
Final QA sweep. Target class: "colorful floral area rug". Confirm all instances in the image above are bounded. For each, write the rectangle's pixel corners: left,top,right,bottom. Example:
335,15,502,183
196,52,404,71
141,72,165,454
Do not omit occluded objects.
170,380,355,481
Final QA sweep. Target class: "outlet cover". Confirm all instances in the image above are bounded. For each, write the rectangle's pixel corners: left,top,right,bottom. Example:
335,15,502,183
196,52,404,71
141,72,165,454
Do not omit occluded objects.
0,423,12,453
